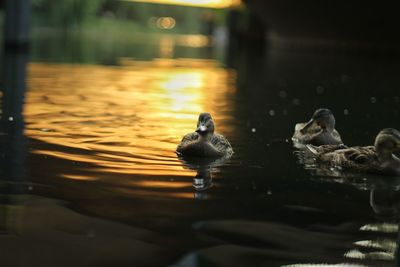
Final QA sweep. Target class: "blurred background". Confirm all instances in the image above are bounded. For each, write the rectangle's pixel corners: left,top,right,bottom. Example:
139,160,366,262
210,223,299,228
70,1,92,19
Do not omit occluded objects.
1,1,400,267
1,0,239,64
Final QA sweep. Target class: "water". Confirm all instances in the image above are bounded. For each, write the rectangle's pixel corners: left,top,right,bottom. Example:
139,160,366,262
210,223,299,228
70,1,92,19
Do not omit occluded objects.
1,33,400,266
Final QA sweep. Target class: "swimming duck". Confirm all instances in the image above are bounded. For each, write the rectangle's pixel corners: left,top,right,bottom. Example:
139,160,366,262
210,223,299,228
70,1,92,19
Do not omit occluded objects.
306,128,400,176
292,108,343,147
176,113,233,158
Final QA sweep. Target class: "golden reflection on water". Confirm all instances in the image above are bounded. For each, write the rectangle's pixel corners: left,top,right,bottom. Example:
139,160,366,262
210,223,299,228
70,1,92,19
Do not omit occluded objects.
25,59,236,197
122,0,241,9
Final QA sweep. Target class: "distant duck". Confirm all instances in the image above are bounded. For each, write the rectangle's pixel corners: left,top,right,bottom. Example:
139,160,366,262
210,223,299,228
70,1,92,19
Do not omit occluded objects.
292,108,343,147
306,128,400,176
176,113,233,158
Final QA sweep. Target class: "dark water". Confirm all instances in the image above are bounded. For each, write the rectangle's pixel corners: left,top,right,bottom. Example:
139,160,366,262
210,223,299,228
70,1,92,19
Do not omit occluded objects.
1,33,400,267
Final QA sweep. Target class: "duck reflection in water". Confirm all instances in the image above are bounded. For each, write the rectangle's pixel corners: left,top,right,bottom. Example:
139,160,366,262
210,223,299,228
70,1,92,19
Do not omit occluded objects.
178,155,229,199
370,188,400,217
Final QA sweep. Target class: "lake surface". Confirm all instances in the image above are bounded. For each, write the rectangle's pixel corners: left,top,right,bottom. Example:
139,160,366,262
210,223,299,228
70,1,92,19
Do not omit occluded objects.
1,33,400,266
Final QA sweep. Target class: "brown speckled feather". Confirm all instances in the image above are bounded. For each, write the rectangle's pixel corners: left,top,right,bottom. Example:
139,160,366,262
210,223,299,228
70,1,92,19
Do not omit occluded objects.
176,132,233,158
305,128,400,176
309,145,379,172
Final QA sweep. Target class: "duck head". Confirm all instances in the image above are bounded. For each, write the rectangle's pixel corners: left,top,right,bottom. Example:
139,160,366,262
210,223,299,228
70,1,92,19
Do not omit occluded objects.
374,128,400,162
300,108,336,134
196,112,215,140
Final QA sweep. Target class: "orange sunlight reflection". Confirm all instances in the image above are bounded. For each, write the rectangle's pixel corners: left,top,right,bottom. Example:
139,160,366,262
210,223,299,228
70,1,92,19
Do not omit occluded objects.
121,0,241,8
61,174,98,181
26,59,236,198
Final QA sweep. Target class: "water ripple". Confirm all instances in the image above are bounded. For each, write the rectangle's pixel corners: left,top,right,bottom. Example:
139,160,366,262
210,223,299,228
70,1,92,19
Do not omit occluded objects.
26,59,237,198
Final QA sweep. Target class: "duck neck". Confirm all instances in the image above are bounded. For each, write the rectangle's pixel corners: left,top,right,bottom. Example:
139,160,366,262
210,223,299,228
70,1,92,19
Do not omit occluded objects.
199,131,213,142
321,116,335,133
321,127,333,135
376,146,395,162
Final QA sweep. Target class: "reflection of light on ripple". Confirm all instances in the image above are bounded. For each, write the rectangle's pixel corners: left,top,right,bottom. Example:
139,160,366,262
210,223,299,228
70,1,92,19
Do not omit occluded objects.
133,180,190,189
359,223,398,233
122,0,241,9
61,174,98,181
283,264,368,267
344,249,394,261
25,59,236,196
283,222,399,267
160,72,203,112
354,239,396,251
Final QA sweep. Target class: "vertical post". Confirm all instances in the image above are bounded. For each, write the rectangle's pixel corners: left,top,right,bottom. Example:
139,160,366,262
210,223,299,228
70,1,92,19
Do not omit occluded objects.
1,0,31,189
225,7,240,68
226,5,266,92
4,0,31,48
3,0,31,121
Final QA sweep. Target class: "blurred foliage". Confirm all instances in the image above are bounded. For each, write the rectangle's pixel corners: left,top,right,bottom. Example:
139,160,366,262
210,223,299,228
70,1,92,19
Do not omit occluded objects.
31,0,227,34
32,0,104,27
29,31,217,65
27,1,229,64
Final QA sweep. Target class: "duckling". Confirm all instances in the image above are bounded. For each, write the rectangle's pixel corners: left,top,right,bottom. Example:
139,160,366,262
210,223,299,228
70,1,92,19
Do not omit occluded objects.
176,113,233,158
306,128,400,176
292,108,343,147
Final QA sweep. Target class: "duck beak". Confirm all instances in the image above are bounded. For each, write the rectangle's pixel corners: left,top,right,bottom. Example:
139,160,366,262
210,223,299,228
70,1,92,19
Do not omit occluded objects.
300,119,314,134
196,124,207,133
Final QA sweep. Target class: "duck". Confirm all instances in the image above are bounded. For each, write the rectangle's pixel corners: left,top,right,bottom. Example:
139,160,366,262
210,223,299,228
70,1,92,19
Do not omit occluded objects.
176,113,233,158
306,128,400,176
292,108,343,147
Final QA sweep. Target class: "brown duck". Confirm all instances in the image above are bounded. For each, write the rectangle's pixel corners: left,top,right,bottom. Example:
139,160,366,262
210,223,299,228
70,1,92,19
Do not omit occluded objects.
176,113,233,158
306,128,400,176
292,108,343,146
